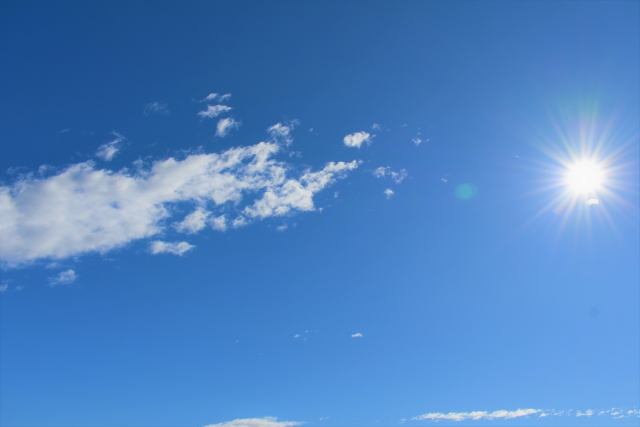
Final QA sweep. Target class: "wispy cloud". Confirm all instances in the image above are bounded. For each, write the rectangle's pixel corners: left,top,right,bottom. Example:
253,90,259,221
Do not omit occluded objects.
201,93,231,103
216,117,241,137
48,269,77,286
175,208,210,234
373,167,407,183
96,131,125,161
351,332,363,338
198,105,232,119
0,141,358,266
412,137,422,146
268,120,299,146
143,102,169,116
413,407,640,422
148,241,194,256
413,409,540,422
0,283,8,292
204,417,302,427
384,189,394,199
210,215,227,232
586,198,599,205
343,131,373,148
372,123,381,131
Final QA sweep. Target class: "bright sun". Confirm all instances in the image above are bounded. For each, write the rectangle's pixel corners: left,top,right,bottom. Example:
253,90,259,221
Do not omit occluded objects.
566,159,604,195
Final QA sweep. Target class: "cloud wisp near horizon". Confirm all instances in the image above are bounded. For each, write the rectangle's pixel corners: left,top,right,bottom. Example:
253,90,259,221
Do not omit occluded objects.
410,407,640,422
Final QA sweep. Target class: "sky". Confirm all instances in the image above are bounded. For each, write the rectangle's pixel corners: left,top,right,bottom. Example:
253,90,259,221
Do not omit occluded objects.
0,1,639,426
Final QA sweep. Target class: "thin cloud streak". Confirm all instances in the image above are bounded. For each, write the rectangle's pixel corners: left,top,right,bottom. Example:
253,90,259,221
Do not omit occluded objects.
96,132,125,161
204,417,302,427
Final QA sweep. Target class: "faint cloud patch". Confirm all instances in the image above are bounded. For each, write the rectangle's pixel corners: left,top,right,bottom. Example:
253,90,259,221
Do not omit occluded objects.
373,167,407,183
201,93,231,103
413,409,540,422
149,241,194,256
585,198,599,206
49,269,77,287
199,105,232,119
268,120,299,146
384,189,394,199
143,102,169,116
216,118,241,137
351,332,363,338
204,417,302,427
96,131,125,161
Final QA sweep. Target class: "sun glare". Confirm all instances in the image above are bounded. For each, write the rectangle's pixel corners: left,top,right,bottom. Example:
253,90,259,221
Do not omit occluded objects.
565,159,604,195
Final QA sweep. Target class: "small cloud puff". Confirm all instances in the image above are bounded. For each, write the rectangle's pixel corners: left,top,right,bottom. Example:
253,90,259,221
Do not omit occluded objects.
351,332,363,338
201,93,231,103
175,208,210,234
198,105,232,119
384,189,394,199
49,269,77,287
268,120,299,146
372,123,381,131
586,198,599,206
0,283,8,292
149,241,194,256
210,215,227,232
276,225,288,232
343,131,373,148
216,118,241,137
96,132,125,161
204,417,302,427
412,137,422,146
143,102,169,116
373,167,407,183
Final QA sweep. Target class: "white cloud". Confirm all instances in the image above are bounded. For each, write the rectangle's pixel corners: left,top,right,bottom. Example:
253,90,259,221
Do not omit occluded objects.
201,93,231,102
175,208,210,234
149,240,194,256
412,137,422,146
143,102,169,116
204,417,302,427
294,334,301,338
268,121,298,146
0,283,8,292
373,167,407,183
372,123,381,131
210,215,227,232
49,269,77,286
586,198,599,205
413,409,540,422
351,332,363,338
96,132,125,161
384,189,394,199
343,131,373,148
411,408,640,421
241,160,358,220
0,142,357,266
216,118,241,137
198,105,232,119
276,225,288,232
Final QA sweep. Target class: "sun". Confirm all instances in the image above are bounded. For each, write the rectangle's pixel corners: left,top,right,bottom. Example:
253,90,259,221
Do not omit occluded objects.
565,159,604,195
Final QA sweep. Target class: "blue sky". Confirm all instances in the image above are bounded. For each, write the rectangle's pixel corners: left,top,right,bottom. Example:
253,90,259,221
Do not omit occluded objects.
1,1,639,426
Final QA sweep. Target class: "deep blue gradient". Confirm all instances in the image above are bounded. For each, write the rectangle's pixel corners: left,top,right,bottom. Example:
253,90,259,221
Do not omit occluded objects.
1,1,638,426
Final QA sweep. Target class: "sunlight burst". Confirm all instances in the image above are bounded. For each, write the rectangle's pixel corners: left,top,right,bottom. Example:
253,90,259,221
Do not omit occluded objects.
565,159,604,195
